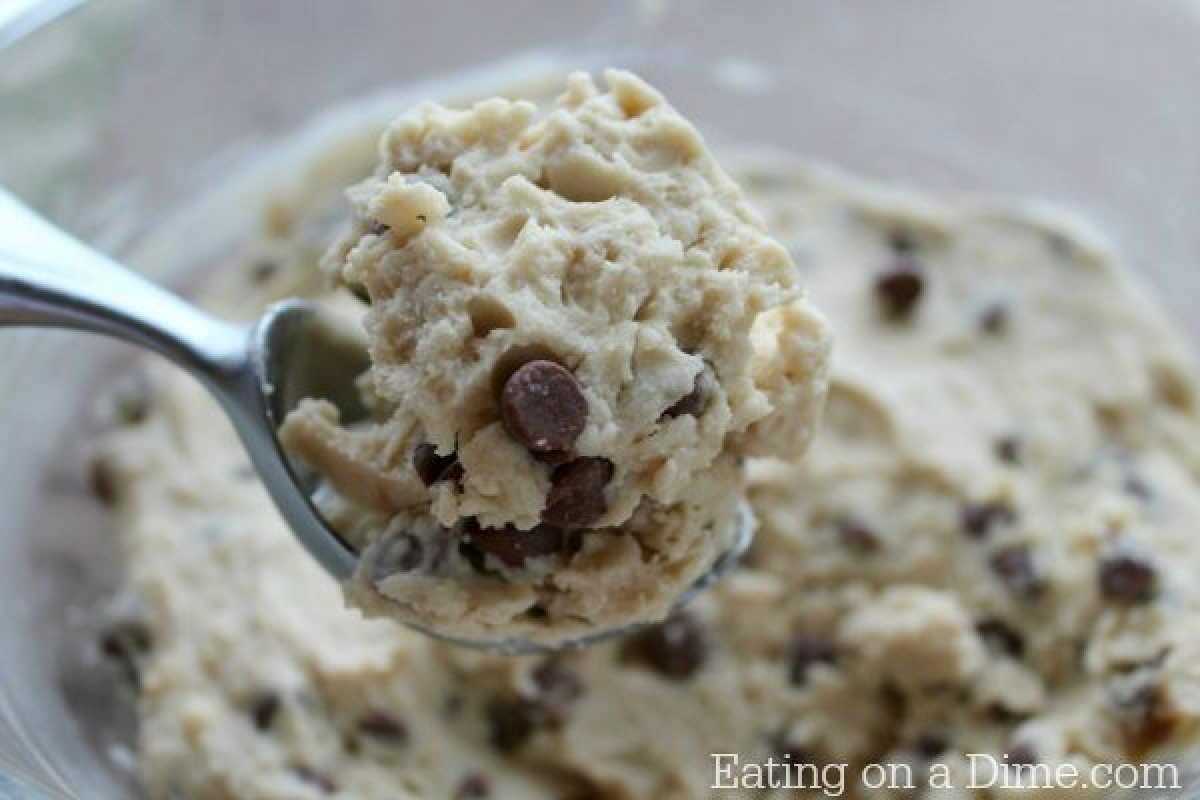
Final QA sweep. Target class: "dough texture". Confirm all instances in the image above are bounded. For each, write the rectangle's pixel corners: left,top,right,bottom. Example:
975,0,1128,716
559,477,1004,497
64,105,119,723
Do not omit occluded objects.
93,81,1200,799
278,71,830,645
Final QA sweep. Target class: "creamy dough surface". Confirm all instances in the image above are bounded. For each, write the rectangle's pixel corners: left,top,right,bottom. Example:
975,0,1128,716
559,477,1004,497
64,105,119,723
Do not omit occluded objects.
278,71,829,646
93,82,1200,798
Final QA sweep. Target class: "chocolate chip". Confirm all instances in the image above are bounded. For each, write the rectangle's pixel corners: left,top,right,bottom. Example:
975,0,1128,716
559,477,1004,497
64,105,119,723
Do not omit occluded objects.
786,635,838,686
528,659,585,725
989,544,1044,599
357,710,409,743
455,773,491,799
413,442,462,486
248,690,281,731
914,732,949,759
880,682,908,718
99,619,151,687
994,435,1022,466
835,515,880,553
874,257,925,319
293,767,337,793
366,219,390,235
112,371,152,425
465,521,569,568
1004,742,1038,765
663,366,714,418
369,534,425,580
975,618,1025,658
483,660,585,754
1099,549,1158,605
88,458,117,506
1047,232,1074,259
888,229,918,254
542,457,613,529
961,502,1016,538
979,302,1010,335
1123,475,1153,502
250,260,278,284
1110,674,1178,756
443,692,465,718
500,360,587,455
486,699,536,752
621,611,710,680
771,732,815,765
988,703,1033,724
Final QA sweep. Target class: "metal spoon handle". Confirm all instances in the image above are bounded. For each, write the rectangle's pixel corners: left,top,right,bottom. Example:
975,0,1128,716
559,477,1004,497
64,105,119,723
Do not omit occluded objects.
0,188,246,379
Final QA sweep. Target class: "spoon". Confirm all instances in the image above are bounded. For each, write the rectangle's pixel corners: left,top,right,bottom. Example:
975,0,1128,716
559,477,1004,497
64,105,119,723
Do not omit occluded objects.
0,188,753,653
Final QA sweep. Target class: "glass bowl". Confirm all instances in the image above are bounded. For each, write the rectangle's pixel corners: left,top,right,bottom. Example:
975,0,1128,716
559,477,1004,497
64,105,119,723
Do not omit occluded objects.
0,1,1196,797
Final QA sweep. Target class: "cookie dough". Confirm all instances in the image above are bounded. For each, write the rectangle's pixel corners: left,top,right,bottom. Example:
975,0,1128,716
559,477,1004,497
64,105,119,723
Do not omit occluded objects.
92,79,1200,799
278,71,830,646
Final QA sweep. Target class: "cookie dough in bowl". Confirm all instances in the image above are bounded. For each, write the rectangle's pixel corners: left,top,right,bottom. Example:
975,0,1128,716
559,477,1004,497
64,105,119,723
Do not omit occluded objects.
278,70,832,646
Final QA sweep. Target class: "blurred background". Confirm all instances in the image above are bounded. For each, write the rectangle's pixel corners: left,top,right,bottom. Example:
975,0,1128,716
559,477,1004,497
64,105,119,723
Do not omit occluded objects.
0,2,1198,797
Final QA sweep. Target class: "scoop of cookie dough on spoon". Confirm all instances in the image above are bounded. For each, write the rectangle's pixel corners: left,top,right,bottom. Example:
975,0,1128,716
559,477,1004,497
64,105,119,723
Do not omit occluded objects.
0,174,791,655
278,69,832,650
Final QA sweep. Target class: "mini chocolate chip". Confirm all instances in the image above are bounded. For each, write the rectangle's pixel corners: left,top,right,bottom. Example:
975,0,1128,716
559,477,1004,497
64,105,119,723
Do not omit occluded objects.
621,611,710,680
772,732,815,764
357,710,409,743
370,534,424,580
500,360,587,455
1110,674,1178,755
350,283,371,305
961,502,1016,538
835,515,880,553
881,682,908,718
989,544,1044,599
294,767,337,793
413,442,461,486
88,458,117,506
542,457,613,529
975,618,1025,658
248,690,281,731
443,692,465,718
988,703,1033,724
914,732,949,758
888,229,918,254
100,620,151,657
486,699,536,752
663,366,714,418
979,302,1010,335
1047,232,1074,259
465,521,568,568
1123,475,1153,502
1099,550,1158,605
455,773,491,799
250,260,278,284
874,257,925,319
786,635,838,686
112,372,153,425
99,619,151,687
994,435,1022,465
1004,742,1038,765
528,659,585,725
366,219,390,235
